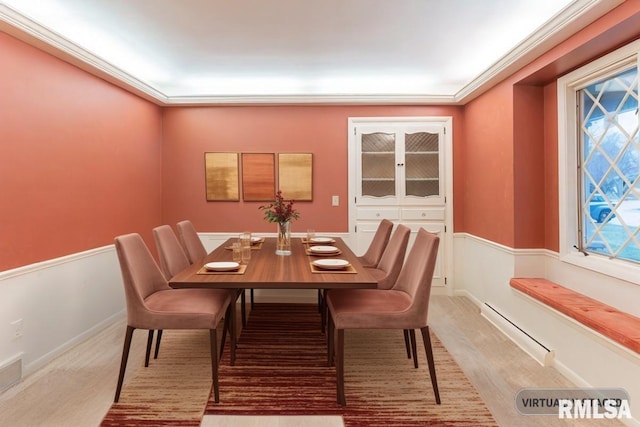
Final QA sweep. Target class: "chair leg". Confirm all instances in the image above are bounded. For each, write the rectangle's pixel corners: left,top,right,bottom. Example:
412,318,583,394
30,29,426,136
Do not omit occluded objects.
114,325,135,403
319,289,326,333
403,330,411,358
210,329,220,403
327,312,334,365
144,330,154,367
250,288,254,309
220,307,230,359
154,330,163,359
336,328,346,406
240,290,247,328
420,326,441,404
229,300,237,366
410,329,418,369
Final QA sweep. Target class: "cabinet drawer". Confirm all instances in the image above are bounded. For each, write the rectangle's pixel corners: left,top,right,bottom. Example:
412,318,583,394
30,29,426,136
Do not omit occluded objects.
401,208,445,221
356,208,400,220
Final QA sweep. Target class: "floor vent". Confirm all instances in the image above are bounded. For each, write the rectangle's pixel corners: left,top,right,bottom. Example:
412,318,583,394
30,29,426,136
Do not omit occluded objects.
481,303,554,367
0,355,22,392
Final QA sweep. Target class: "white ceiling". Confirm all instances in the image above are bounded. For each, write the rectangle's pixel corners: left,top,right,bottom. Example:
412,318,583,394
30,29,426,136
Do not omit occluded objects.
0,0,622,104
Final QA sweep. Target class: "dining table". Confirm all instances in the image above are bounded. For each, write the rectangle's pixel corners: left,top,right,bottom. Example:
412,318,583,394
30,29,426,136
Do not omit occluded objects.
169,236,376,364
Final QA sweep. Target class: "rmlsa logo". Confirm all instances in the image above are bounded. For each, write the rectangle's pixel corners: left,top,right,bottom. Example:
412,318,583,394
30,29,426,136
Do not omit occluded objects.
558,398,631,419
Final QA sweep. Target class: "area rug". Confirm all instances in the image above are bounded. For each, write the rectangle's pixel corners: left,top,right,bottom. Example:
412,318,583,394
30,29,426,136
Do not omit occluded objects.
101,329,212,426
206,303,497,426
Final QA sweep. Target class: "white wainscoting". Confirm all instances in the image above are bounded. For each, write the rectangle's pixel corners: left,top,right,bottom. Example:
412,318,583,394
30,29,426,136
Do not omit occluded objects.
0,246,125,381
453,233,640,427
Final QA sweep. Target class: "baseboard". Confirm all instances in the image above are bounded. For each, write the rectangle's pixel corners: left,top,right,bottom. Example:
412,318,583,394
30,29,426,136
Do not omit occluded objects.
480,303,554,367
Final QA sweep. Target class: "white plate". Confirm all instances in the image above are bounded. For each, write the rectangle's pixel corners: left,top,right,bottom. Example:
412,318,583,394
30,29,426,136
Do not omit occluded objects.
250,237,262,244
313,259,350,270
205,261,240,271
309,237,335,244
309,245,340,254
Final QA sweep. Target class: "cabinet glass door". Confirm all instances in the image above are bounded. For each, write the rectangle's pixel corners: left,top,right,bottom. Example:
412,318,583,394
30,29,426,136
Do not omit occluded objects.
361,132,396,198
405,131,440,198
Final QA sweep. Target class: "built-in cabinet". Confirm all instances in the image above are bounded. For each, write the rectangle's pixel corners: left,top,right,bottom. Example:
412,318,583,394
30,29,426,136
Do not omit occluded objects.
348,117,452,288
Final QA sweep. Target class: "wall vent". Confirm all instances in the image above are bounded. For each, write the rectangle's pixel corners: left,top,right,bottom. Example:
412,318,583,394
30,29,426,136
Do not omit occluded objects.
482,303,555,367
0,355,22,392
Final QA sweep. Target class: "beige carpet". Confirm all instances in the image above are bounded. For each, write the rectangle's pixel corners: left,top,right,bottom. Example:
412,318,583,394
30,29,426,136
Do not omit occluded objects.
102,304,497,426
101,329,212,426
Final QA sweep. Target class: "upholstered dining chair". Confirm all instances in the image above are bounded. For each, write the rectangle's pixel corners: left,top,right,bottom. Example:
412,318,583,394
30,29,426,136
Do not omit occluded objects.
357,219,394,268
320,224,410,332
176,220,207,264
153,225,235,363
317,218,394,329
113,233,232,403
326,228,441,406
176,220,250,328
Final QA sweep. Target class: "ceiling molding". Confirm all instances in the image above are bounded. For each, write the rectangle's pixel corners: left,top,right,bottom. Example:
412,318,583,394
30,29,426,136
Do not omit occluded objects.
0,1,624,106
454,0,625,104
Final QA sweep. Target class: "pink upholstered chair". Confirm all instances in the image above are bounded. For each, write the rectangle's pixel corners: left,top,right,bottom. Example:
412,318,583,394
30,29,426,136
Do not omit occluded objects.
326,228,440,406
318,219,394,330
153,225,235,363
176,220,207,264
365,224,410,290
357,219,393,268
113,233,233,403
176,220,249,328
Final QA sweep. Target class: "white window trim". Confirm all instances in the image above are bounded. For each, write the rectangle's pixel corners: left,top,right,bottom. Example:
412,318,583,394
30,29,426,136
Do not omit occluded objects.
557,39,640,285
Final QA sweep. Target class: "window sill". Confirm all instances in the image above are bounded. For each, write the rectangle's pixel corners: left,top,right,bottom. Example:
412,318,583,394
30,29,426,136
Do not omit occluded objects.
560,250,640,286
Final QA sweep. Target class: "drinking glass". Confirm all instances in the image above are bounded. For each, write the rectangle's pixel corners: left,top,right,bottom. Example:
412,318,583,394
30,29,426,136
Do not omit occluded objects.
231,242,242,263
306,229,315,243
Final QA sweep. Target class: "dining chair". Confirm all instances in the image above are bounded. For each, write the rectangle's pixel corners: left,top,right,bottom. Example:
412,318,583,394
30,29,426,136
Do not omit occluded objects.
317,219,394,329
326,228,440,406
113,233,233,403
176,220,250,328
357,219,394,268
153,225,235,364
320,224,410,333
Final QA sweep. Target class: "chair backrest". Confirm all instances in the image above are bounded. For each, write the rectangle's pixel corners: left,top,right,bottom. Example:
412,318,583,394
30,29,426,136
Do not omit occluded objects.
176,220,207,264
358,219,393,268
373,224,410,290
114,233,171,327
152,225,191,279
392,228,440,327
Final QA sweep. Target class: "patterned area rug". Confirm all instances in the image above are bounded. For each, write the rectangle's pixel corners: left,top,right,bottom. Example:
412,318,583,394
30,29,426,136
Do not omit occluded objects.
101,329,212,426
207,303,497,426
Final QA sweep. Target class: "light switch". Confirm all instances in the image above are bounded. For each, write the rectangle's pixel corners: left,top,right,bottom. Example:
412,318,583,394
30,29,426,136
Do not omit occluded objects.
332,195,339,206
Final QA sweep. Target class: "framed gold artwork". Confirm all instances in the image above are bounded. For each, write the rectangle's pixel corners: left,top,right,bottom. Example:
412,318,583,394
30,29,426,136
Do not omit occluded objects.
204,152,239,201
278,153,313,201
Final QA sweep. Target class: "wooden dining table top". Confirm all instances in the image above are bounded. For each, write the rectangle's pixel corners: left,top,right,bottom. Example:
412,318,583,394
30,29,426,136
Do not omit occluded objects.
169,237,377,290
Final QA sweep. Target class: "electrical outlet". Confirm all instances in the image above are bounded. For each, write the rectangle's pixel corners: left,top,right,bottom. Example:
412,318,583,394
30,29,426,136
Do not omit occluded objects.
10,319,23,339
332,195,339,206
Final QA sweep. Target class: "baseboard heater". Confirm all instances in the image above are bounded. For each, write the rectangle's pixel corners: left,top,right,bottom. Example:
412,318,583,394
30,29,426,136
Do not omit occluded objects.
481,303,554,367
0,354,22,393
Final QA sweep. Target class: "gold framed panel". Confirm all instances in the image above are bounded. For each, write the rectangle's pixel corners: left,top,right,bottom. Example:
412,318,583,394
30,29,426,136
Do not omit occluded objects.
241,153,276,201
278,153,313,201
204,152,239,201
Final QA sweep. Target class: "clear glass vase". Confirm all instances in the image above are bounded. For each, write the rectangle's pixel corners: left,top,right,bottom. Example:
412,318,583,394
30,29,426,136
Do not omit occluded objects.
276,221,291,255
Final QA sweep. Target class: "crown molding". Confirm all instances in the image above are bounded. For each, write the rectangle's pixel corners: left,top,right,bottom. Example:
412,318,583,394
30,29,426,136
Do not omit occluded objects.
0,0,624,106
454,0,625,104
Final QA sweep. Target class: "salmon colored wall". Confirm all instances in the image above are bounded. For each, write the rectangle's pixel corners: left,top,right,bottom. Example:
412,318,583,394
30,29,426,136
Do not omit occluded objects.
543,83,559,252
513,85,545,248
161,105,464,233
460,1,640,249
461,81,515,246
0,33,163,271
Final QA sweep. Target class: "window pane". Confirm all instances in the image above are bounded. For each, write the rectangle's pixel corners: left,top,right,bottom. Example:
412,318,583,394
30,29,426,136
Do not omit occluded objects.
405,132,439,197
579,67,640,263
